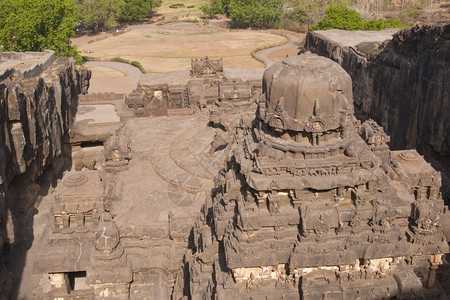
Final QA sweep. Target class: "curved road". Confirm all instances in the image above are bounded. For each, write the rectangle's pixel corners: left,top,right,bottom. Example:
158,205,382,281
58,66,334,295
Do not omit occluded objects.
84,61,142,81
254,34,302,67
83,31,303,86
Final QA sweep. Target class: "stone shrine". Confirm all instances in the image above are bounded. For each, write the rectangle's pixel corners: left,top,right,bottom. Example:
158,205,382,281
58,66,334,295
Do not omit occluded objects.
1,44,449,299
181,53,449,299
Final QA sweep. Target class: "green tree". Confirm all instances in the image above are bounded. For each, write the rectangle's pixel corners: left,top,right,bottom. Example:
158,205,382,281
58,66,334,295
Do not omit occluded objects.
0,0,80,62
310,5,364,30
119,0,162,22
201,0,229,17
227,0,284,28
74,0,125,32
310,4,410,31
288,0,328,29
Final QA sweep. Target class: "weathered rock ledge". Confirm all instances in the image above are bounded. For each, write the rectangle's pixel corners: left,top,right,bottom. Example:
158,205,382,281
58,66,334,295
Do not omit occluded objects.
0,51,90,298
305,22,450,201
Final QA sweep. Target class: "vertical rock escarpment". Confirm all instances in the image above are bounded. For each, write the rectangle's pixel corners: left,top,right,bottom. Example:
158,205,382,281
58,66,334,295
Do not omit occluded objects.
0,51,90,298
305,23,450,201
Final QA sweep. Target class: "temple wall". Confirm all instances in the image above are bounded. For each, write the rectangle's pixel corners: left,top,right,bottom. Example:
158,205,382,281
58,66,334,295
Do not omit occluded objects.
305,23,450,200
0,52,90,298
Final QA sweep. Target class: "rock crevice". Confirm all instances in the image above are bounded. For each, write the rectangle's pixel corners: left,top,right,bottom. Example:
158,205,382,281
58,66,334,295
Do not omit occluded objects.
0,51,90,298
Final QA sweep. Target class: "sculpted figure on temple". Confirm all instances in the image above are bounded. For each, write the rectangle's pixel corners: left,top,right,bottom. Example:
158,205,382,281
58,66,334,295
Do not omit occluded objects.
184,53,449,300
94,212,120,256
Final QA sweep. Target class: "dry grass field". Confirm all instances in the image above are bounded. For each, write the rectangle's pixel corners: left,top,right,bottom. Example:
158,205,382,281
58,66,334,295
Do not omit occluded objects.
78,26,287,72
157,0,210,19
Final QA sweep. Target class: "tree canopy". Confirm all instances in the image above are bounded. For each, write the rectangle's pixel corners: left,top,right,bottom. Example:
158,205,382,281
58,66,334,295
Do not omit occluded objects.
119,0,162,22
228,0,284,28
74,0,125,32
201,0,229,18
310,5,410,30
0,0,80,61
74,0,161,30
287,0,328,29
202,0,284,28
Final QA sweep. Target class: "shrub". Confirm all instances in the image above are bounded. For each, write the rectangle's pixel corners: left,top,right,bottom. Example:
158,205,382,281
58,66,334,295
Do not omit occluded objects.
131,60,146,73
111,57,129,63
363,18,409,30
310,5,410,31
169,3,184,8
310,5,363,30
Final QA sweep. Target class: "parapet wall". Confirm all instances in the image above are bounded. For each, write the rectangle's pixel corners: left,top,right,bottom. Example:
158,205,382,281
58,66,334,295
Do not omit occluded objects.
0,49,56,79
305,22,450,200
0,52,90,298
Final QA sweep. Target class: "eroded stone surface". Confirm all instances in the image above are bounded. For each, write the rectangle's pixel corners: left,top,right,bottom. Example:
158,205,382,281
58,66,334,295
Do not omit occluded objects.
305,22,450,204
180,53,450,300
2,45,449,300
0,50,90,299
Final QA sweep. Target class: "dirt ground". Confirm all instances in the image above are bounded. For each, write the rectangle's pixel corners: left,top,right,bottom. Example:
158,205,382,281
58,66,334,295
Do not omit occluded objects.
87,66,136,94
157,0,209,19
267,34,305,62
77,26,287,72
87,65,126,78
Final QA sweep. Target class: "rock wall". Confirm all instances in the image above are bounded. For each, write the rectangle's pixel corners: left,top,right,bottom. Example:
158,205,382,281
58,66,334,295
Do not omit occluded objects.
0,51,90,298
305,22,450,201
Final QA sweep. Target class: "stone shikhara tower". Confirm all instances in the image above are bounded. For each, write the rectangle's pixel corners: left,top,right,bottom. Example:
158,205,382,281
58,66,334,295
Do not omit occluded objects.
184,53,449,299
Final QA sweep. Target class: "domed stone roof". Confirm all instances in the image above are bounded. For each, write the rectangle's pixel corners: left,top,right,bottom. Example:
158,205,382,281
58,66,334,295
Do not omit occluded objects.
262,53,353,132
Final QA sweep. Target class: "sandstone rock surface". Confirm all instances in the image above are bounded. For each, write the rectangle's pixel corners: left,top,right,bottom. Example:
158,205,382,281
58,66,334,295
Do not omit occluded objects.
0,50,90,298
305,23,450,200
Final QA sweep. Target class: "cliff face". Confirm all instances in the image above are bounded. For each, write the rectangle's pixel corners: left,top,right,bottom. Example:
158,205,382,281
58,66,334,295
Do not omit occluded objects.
306,23,450,200
0,51,90,298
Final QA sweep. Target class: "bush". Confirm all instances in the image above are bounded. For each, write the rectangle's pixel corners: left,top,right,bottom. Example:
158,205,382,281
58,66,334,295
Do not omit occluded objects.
310,5,410,31
363,18,409,30
131,60,146,73
156,18,198,25
169,3,184,8
111,57,129,63
310,5,363,30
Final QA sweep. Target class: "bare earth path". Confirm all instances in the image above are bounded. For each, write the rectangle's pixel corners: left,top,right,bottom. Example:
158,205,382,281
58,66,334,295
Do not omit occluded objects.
254,34,303,67
84,61,142,81
76,21,304,94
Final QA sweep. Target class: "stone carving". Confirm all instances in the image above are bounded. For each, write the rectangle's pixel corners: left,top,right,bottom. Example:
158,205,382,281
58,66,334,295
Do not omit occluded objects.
191,56,223,78
0,51,90,299
183,53,449,299
305,22,450,202
125,56,263,117
209,79,257,132
3,42,449,299
104,126,132,170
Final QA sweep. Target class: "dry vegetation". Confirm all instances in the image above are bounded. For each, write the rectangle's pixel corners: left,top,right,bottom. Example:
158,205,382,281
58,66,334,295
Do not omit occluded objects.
77,27,287,72
157,0,210,19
